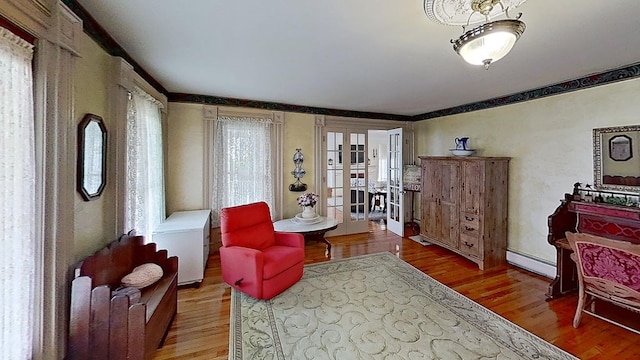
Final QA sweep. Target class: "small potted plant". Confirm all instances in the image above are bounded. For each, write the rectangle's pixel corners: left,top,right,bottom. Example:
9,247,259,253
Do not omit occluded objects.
297,192,319,218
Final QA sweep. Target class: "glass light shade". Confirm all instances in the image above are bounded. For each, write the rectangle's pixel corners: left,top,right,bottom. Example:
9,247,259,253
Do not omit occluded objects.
453,19,525,68
459,31,516,65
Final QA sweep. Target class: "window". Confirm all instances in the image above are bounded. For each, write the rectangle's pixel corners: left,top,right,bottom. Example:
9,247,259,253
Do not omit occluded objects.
338,144,366,164
210,116,276,225
0,26,35,359
124,86,165,237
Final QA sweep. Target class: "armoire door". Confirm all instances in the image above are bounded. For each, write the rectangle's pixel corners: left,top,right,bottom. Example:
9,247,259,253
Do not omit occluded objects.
437,160,460,248
460,160,483,215
421,159,459,248
421,159,439,241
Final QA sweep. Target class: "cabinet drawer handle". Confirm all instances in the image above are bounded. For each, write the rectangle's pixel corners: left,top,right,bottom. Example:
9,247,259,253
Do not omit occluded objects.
464,225,475,231
463,241,474,248
465,216,474,221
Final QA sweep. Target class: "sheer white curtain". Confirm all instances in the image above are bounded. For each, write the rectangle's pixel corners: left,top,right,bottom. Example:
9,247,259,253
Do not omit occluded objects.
211,116,274,225
125,86,165,238
0,27,35,360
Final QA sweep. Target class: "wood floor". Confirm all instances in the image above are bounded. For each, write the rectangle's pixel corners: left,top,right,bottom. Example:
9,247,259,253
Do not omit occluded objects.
153,221,639,360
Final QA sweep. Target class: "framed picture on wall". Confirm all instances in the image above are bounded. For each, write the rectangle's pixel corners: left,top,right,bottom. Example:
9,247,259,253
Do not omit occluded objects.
403,165,421,191
594,125,640,191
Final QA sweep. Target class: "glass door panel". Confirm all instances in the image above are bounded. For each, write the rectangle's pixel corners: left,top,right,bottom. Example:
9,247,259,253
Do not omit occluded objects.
326,132,344,225
324,129,368,235
349,133,366,221
347,132,368,233
387,128,404,236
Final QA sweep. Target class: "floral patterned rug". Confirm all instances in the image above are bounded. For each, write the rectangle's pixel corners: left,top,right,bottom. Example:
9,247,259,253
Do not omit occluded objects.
229,252,577,360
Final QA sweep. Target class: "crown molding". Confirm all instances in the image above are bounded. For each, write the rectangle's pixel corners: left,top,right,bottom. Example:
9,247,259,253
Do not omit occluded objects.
168,93,410,121
0,0,52,38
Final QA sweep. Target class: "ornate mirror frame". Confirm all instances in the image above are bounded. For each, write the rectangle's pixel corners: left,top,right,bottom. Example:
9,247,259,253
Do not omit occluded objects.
77,114,107,201
593,125,640,192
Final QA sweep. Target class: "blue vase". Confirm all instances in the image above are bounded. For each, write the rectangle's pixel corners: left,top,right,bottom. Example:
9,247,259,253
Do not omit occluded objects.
455,137,469,150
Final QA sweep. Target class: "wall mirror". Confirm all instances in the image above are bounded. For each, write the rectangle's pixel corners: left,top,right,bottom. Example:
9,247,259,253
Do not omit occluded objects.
77,114,107,201
593,125,640,192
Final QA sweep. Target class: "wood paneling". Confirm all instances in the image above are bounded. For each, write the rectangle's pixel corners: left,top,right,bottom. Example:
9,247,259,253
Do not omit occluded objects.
152,221,640,360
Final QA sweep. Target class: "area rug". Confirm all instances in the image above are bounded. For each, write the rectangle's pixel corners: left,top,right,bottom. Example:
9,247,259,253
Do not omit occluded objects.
229,252,577,360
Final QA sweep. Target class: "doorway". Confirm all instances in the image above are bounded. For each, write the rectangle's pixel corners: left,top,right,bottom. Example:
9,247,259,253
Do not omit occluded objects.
318,117,414,237
325,130,369,235
367,130,388,225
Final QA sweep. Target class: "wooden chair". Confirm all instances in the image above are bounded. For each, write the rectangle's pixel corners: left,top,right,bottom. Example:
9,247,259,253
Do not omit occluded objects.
566,232,640,334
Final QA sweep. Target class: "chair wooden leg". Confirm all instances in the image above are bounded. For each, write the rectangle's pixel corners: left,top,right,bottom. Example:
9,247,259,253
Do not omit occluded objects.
573,290,586,328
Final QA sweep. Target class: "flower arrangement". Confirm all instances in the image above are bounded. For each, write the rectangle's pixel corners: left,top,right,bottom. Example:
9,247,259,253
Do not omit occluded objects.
297,192,319,208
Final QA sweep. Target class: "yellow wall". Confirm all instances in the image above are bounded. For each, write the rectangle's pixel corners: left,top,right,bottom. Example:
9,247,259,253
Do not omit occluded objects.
73,32,118,261
283,112,316,218
165,103,318,218
414,77,640,263
165,102,206,213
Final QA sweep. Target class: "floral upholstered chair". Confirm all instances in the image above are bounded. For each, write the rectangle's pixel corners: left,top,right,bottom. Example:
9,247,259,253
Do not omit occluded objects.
566,232,640,333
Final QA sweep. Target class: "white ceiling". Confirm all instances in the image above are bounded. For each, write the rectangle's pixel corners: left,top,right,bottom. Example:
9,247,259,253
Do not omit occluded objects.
75,0,640,117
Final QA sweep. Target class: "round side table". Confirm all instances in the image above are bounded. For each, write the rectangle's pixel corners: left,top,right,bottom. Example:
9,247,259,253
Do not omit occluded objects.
273,216,338,251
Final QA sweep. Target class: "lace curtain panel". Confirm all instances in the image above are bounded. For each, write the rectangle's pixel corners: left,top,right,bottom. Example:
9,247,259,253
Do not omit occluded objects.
124,86,165,238
0,27,36,360
211,116,274,226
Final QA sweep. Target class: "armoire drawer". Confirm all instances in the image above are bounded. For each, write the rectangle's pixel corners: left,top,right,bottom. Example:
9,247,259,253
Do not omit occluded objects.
460,213,480,229
459,233,481,258
460,223,480,237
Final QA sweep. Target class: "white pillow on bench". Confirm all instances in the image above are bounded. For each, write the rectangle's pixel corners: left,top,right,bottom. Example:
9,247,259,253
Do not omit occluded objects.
121,263,164,289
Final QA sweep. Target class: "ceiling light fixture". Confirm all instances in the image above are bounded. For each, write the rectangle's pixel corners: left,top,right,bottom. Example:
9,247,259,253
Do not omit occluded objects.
424,0,527,69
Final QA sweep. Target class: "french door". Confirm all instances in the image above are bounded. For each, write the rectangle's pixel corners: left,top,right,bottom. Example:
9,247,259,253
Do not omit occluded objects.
387,128,404,236
325,130,369,235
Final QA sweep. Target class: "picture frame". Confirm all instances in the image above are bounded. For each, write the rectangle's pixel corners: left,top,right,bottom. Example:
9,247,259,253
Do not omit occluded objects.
593,125,640,191
402,165,421,191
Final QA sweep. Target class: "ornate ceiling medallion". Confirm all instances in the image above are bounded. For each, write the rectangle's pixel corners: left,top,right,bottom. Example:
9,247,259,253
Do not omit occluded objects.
424,0,528,26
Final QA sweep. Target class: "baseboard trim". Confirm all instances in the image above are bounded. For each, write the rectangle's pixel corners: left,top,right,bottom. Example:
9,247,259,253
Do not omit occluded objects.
506,251,556,279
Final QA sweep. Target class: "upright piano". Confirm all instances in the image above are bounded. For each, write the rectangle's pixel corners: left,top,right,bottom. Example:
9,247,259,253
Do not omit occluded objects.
547,191,640,299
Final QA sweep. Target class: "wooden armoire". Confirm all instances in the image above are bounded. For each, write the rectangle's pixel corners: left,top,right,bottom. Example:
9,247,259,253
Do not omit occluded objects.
419,156,509,270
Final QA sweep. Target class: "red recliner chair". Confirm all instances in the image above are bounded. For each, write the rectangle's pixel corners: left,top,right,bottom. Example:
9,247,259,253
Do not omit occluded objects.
220,202,305,300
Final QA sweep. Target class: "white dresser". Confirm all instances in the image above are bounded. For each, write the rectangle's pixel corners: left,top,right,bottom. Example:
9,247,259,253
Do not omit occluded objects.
152,209,211,285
